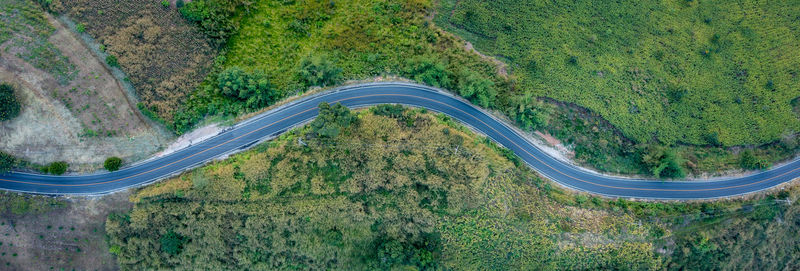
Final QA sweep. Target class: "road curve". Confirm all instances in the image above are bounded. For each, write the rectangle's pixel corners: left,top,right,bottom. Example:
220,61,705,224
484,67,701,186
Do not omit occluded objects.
1,82,798,199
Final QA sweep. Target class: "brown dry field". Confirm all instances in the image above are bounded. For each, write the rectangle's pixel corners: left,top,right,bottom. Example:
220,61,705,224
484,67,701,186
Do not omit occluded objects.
0,12,171,171
0,192,131,271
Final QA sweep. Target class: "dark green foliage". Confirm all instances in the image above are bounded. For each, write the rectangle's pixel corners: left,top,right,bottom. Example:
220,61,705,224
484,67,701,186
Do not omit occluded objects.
105,54,118,67
43,161,68,175
217,66,278,109
455,68,496,108
739,150,769,170
371,104,405,118
404,56,451,89
0,83,21,121
159,231,187,255
0,152,16,173
309,102,355,138
640,147,685,179
179,0,244,43
104,157,123,172
297,55,342,87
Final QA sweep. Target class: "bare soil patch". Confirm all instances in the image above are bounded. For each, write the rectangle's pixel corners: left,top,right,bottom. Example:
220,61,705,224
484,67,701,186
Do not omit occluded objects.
0,11,170,171
0,192,132,271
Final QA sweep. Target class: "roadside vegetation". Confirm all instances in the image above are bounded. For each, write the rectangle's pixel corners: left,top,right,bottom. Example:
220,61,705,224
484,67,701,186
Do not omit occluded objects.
107,105,800,270
103,157,122,172
107,105,662,270
0,83,21,122
435,0,800,176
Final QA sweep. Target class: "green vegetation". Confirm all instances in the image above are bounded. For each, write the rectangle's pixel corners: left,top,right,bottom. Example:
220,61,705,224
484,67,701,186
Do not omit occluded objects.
1,0,77,85
43,161,68,175
0,152,16,173
0,83,21,121
171,0,502,133
108,106,661,270
664,191,800,270
0,191,65,215
103,157,123,172
217,66,278,109
437,0,800,147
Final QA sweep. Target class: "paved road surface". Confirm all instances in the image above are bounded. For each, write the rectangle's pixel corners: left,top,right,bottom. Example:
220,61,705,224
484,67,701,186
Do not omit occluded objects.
1,83,798,199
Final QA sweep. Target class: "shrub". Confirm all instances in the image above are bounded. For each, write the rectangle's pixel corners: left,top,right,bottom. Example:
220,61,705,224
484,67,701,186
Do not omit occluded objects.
161,0,170,8
76,23,85,33
176,0,184,8
639,146,685,179
739,150,769,170
106,55,118,67
310,102,356,138
404,56,451,89
179,0,244,42
456,69,496,108
0,152,16,173
217,67,277,109
44,161,68,175
0,83,21,121
104,157,123,172
297,55,342,88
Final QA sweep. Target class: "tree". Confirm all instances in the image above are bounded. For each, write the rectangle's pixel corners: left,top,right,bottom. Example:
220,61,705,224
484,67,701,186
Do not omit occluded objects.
217,67,277,109
0,152,16,173
640,146,685,179
104,157,123,172
179,0,245,42
456,69,496,108
310,102,356,138
44,161,68,175
739,150,769,170
298,55,342,88
0,83,21,121
404,56,451,89
160,230,187,255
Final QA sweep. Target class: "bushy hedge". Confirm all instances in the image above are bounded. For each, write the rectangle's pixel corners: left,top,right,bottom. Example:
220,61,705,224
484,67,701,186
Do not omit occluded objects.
104,157,123,172
43,161,68,175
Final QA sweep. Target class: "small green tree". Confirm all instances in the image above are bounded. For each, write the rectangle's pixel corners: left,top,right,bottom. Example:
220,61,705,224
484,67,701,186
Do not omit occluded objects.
0,83,21,121
106,55,119,67
640,146,685,179
310,102,356,138
217,66,277,109
44,161,68,175
404,56,451,88
456,69,496,108
104,157,123,172
0,152,16,173
739,150,769,170
298,55,342,88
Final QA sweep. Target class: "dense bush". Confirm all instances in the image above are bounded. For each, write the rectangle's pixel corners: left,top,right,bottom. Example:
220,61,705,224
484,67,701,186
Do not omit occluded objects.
640,146,685,179
297,55,342,88
455,68,496,108
404,56,451,89
104,157,123,172
217,66,278,109
0,152,16,173
309,102,356,138
739,150,770,170
179,0,244,43
0,83,21,121
44,161,68,175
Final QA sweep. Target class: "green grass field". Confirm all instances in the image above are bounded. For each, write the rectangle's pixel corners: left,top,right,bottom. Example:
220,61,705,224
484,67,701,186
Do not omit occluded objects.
436,0,800,147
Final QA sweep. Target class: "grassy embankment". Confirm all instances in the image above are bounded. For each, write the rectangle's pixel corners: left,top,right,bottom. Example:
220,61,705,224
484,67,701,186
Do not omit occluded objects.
107,105,663,270
107,105,800,270
435,0,800,175
170,0,800,178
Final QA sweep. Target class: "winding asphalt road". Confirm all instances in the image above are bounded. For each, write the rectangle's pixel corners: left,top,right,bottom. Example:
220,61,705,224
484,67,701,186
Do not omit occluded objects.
1,83,798,199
